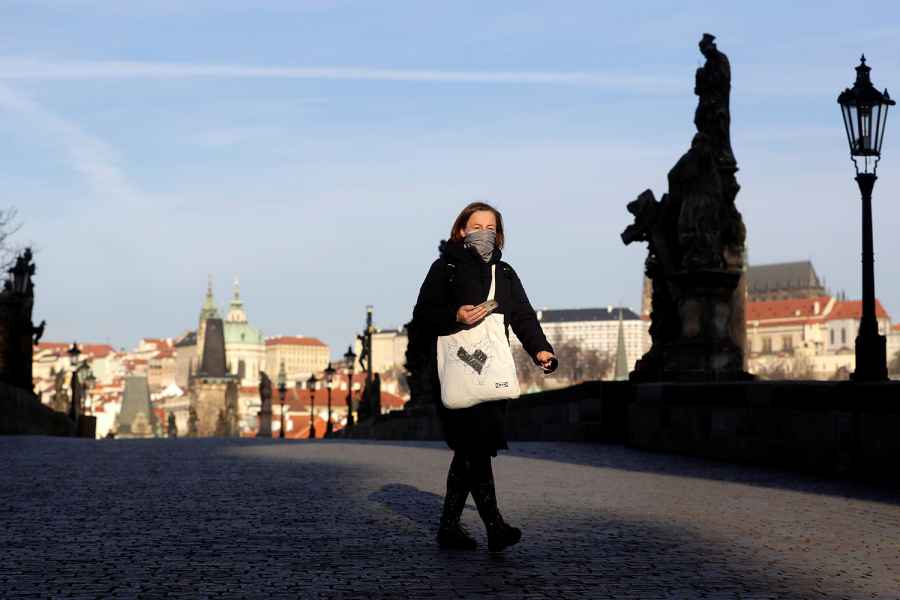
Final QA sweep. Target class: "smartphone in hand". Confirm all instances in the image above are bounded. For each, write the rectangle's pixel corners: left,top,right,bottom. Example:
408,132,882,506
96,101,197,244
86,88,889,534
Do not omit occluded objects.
475,299,499,317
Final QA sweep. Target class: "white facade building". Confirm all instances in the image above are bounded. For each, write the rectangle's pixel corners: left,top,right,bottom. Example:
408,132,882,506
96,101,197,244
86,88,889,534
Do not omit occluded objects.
516,307,648,371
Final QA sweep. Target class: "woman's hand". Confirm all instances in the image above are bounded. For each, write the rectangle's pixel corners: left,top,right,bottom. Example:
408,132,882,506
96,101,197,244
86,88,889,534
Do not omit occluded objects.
456,304,488,325
535,351,557,373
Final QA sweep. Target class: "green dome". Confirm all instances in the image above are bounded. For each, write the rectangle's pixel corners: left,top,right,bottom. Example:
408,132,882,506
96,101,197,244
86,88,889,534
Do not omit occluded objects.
224,321,264,345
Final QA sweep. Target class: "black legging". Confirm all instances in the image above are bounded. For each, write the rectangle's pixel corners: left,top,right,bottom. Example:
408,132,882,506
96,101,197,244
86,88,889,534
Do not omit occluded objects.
449,450,494,488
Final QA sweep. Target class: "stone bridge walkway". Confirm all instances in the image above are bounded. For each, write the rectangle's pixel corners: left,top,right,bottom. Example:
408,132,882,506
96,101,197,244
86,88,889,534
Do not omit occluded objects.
1,437,898,599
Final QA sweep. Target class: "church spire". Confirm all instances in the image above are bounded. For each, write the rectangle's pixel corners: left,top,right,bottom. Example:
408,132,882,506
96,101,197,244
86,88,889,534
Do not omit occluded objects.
199,275,220,321
226,274,248,323
613,309,630,381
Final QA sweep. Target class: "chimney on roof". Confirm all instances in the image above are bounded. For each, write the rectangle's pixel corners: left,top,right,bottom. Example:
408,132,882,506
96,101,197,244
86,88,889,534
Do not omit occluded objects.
814,301,820,315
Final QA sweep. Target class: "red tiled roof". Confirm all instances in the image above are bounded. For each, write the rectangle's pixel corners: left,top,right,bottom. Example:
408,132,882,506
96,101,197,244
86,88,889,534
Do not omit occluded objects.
35,342,69,352
746,296,832,323
284,415,330,439
35,342,116,358
380,391,406,410
827,300,890,321
82,344,116,358
893,323,900,332
142,338,173,349
266,336,327,348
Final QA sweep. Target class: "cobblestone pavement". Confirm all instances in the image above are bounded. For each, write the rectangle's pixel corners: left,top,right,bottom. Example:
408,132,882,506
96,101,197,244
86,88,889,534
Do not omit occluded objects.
1,438,898,599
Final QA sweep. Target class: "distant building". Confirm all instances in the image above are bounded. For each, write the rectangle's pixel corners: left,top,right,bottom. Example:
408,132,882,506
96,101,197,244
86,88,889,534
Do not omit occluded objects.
747,261,826,302
265,336,330,382
115,375,158,438
148,348,176,392
746,295,892,378
189,276,265,388
521,306,648,372
223,278,265,388
173,330,197,389
353,328,409,374
191,315,239,437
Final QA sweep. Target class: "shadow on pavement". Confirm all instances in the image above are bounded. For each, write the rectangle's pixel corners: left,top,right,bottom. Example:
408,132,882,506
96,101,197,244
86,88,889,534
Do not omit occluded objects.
364,481,866,599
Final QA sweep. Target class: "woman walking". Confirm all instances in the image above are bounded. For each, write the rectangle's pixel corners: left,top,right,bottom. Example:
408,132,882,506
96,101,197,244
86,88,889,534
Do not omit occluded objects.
412,201,557,552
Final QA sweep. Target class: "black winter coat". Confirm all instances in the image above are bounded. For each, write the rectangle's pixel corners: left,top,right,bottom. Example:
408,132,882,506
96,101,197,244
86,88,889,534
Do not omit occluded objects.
412,239,554,456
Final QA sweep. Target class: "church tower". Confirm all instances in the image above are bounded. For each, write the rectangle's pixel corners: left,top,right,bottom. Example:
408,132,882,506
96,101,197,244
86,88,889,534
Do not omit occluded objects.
197,275,220,365
223,275,265,387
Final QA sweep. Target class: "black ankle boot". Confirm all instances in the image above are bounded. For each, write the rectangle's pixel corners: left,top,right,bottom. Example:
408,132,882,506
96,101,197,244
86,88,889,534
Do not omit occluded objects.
470,481,522,553
437,457,477,550
484,514,522,553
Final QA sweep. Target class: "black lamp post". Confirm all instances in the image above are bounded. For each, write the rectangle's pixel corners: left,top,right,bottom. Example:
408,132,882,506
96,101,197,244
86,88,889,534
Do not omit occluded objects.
344,345,357,429
307,373,318,439
67,342,81,421
277,361,287,439
324,362,336,437
838,55,895,382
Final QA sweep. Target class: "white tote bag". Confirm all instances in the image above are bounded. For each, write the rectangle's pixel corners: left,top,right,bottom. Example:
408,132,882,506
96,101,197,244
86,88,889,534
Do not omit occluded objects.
437,265,521,409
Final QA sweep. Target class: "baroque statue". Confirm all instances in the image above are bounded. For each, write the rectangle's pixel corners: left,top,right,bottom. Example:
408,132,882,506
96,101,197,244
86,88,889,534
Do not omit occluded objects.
622,34,751,381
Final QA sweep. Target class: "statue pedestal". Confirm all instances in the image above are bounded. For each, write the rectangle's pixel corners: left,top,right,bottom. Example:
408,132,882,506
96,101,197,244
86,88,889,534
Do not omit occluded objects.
257,409,272,437
77,415,97,439
662,269,750,381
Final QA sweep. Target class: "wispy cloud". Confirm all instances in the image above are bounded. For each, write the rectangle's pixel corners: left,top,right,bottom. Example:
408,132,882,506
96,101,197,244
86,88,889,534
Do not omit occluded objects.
0,82,143,204
0,58,683,92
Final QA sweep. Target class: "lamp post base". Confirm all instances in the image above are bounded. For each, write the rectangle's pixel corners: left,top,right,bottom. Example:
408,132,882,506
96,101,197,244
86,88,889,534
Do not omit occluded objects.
851,332,888,382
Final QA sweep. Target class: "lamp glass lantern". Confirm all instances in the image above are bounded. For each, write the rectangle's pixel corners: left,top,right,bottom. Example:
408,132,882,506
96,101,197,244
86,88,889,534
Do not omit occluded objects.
307,373,318,391
838,55,895,174
67,342,81,368
344,346,357,374
324,362,336,387
277,361,287,392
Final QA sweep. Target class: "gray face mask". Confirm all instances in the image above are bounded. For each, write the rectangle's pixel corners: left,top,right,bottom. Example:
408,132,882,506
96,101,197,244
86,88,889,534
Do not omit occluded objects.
464,229,497,263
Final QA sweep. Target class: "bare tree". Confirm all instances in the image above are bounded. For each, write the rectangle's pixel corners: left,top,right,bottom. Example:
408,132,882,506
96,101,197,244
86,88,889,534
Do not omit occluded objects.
0,208,22,270
753,355,817,380
516,339,612,388
512,344,542,391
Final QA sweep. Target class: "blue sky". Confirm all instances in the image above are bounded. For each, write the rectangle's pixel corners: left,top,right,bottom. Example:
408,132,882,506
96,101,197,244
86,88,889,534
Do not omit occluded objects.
1,1,899,354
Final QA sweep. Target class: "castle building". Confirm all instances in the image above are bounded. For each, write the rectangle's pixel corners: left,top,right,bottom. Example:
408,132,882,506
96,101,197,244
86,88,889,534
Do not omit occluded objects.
265,336,329,382
747,261,826,302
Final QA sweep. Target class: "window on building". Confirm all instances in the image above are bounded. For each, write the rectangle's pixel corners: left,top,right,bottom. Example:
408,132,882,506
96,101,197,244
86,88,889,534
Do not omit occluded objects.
782,336,793,352
762,337,772,354
830,330,835,345
841,328,847,345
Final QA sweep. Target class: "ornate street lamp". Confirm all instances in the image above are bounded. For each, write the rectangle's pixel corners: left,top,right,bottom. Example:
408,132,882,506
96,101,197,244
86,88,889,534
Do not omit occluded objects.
838,55,895,382
343,345,357,429
324,362,336,437
307,373,318,439
67,342,81,421
277,361,287,439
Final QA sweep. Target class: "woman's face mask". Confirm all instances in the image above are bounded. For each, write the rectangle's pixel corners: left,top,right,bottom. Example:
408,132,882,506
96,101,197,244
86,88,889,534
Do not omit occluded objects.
464,229,497,262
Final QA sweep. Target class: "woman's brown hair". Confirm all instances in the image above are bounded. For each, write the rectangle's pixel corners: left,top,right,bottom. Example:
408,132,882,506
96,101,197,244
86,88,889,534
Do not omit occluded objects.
449,202,505,249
